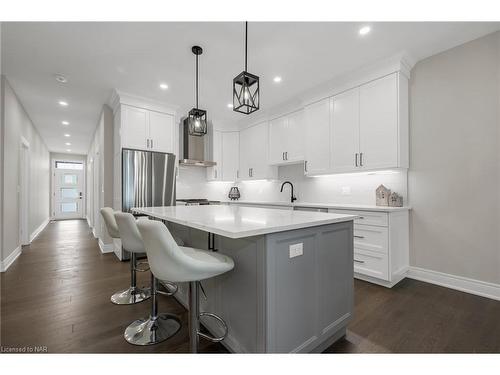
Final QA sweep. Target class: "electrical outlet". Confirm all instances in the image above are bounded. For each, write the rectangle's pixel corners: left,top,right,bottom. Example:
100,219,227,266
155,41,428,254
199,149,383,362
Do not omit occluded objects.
341,186,351,195
289,243,303,258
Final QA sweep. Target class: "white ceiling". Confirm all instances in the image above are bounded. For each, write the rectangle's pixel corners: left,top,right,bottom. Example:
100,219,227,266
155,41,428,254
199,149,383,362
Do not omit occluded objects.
2,22,500,154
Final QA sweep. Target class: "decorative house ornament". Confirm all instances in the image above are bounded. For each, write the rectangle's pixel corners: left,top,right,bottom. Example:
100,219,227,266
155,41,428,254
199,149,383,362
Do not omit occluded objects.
187,45,208,136
233,21,260,115
389,192,403,207
376,184,391,206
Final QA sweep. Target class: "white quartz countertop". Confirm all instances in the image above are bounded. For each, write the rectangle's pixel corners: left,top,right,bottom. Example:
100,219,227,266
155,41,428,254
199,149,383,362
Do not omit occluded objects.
133,205,356,239
223,200,410,212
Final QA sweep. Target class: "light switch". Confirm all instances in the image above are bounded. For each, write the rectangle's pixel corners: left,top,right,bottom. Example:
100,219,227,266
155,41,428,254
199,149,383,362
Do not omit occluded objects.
289,243,303,258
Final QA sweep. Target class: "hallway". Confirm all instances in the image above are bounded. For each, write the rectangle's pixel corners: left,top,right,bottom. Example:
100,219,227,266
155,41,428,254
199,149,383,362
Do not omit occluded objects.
1,219,499,353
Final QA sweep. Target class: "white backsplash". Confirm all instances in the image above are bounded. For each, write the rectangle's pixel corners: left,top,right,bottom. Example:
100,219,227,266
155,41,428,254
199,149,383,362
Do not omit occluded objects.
176,164,408,206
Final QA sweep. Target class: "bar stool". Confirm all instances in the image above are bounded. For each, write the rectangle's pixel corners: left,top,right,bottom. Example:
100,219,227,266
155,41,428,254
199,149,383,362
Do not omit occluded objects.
100,207,150,305
115,212,181,345
137,219,235,353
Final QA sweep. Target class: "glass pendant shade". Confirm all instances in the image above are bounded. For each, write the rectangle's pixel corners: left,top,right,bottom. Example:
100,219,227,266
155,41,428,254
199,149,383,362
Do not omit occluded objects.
187,107,207,136
233,71,260,114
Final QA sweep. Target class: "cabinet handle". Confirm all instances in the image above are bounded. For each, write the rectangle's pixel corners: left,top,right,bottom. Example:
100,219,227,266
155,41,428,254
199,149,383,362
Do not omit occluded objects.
353,235,365,239
304,161,308,173
214,169,217,179
360,152,363,166
147,139,150,148
151,139,154,149
355,153,358,167
251,168,253,177
282,152,285,161
354,259,365,264
285,152,288,160
237,170,239,179
358,216,365,220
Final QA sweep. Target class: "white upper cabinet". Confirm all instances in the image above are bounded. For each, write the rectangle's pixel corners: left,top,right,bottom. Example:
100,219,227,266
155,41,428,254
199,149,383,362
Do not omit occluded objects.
239,122,277,180
122,106,148,150
331,87,360,173
304,98,331,175
221,132,239,181
120,104,175,154
148,111,175,153
207,131,239,182
207,130,223,181
359,73,400,170
268,110,305,165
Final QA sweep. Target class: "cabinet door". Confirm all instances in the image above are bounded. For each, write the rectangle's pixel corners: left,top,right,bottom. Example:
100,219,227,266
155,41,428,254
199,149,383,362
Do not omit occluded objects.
239,122,271,179
221,132,239,181
286,109,305,162
359,73,398,170
149,111,174,153
304,98,331,175
122,105,148,150
268,115,288,165
207,130,222,181
331,88,360,173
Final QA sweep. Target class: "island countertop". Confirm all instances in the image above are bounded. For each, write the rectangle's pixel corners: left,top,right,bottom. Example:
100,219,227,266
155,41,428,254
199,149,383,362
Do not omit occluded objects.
133,205,357,239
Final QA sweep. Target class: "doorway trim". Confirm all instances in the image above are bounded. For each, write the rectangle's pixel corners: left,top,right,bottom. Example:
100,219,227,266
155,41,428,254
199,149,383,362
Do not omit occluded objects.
19,136,30,246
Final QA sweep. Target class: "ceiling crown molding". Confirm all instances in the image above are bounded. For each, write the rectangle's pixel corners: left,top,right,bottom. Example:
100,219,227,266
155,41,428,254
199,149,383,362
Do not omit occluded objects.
108,89,179,116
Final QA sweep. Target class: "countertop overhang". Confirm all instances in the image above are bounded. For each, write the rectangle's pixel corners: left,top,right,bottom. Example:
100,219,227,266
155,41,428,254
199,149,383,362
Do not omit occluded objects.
133,205,357,239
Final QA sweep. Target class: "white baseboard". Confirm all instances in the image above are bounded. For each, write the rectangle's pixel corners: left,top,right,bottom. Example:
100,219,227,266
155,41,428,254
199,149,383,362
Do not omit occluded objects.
408,266,500,301
30,217,50,242
98,239,114,254
0,246,22,272
92,227,97,238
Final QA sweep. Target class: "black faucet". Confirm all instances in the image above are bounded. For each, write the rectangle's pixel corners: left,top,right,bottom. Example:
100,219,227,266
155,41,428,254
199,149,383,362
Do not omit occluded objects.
280,181,297,203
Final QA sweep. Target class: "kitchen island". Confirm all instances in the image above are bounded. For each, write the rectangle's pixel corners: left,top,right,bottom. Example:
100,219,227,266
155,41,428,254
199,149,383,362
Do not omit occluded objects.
133,205,356,353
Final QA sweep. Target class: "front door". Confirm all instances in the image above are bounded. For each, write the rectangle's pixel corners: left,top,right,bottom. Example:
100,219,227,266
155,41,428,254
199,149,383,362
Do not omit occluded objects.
53,161,85,219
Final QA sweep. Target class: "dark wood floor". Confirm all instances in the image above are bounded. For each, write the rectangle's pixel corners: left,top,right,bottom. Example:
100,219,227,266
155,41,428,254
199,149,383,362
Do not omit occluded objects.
1,219,499,353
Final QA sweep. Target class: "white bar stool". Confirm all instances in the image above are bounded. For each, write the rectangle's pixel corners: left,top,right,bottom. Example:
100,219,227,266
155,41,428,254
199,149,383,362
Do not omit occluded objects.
137,219,235,353
100,207,150,305
115,212,181,345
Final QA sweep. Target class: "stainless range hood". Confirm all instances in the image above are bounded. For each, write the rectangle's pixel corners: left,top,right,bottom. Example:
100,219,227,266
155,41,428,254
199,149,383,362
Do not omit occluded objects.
179,117,217,167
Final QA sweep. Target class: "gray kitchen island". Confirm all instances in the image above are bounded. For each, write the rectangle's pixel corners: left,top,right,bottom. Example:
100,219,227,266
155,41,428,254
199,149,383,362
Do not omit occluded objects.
133,205,356,353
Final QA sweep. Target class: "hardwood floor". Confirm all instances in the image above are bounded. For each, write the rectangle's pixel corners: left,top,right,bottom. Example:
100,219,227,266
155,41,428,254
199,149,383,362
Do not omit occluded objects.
1,219,499,353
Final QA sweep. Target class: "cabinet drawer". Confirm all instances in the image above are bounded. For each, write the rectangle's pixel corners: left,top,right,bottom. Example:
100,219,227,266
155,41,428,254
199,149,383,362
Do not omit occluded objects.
354,224,388,254
328,209,388,227
353,249,389,281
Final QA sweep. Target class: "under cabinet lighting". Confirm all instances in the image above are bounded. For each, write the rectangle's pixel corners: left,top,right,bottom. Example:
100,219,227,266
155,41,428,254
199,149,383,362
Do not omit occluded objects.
310,170,400,178
359,26,371,36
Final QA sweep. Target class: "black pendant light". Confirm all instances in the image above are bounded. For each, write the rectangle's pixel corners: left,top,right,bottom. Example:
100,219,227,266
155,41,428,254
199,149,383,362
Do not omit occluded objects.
187,45,207,136
233,22,260,115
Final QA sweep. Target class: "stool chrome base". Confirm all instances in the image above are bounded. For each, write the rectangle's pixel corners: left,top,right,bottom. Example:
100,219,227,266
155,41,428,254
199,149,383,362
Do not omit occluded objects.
111,286,151,305
124,313,181,345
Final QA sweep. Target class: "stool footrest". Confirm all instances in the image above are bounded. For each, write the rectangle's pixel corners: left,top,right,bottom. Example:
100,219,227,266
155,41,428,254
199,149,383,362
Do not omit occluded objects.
135,261,150,272
197,312,228,342
157,281,178,296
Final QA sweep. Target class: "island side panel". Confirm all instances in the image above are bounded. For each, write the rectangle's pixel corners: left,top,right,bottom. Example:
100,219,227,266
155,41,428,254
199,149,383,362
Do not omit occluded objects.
265,221,354,353
167,222,266,353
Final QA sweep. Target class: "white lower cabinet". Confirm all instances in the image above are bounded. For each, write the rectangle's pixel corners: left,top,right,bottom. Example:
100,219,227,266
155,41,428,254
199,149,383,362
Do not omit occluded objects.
328,208,409,287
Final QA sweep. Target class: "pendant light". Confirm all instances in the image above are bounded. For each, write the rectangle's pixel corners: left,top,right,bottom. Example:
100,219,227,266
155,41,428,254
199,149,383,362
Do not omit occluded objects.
187,45,207,136
233,21,260,115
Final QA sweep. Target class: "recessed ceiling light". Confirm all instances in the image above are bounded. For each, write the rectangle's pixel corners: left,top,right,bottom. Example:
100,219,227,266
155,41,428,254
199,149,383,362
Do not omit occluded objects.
359,26,371,36
159,83,169,90
58,100,68,107
227,103,234,108
64,134,70,137
65,142,71,146
273,76,282,83
55,74,68,83
62,121,69,125
66,149,71,152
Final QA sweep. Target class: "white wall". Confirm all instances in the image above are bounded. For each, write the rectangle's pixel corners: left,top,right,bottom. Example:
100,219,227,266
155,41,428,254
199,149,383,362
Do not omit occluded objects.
1,76,50,262
409,31,500,285
87,105,113,246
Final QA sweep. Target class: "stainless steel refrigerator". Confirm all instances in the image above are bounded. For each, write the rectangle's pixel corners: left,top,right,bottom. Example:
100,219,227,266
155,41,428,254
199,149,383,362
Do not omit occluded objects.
119,148,176,259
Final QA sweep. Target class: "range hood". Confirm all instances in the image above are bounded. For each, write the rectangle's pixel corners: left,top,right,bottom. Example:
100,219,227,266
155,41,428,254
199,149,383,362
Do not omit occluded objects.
179,117,216,167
